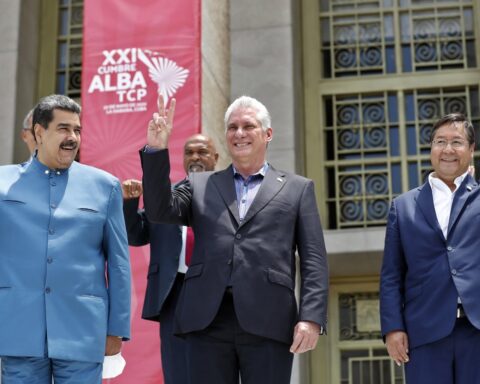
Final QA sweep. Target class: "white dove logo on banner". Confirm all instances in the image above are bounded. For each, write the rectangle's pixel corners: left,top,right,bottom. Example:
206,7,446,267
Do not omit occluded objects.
138,49,189,105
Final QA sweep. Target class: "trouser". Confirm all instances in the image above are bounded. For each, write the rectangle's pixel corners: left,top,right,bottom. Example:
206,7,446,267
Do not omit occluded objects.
405,316,480,384
159,272,188,384
185,289,293,384
1,356,102,384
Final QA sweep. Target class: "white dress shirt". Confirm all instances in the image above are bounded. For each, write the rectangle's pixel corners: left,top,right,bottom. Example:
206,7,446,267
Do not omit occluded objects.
428,171,469,306
177,226,188,273
428,171,468,239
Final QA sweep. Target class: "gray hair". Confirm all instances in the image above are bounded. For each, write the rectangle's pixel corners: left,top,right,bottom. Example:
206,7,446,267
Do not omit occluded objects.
224,96,271,132
22,108,34,130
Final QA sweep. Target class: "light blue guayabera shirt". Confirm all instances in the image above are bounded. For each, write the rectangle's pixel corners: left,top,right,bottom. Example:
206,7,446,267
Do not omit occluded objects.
233,163,269,221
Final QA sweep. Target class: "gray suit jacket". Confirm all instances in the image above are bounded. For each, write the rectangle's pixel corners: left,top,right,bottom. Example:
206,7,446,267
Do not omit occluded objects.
141,149,328,344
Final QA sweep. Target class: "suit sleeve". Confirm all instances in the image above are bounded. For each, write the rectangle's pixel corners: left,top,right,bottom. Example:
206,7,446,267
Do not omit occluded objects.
104,181,131,340
123,198,150,246
380,199,407,336
296,180,329,329
140,148,192,226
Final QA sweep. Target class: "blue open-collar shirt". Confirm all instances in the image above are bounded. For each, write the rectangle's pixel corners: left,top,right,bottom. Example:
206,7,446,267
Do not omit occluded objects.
232,162,269,222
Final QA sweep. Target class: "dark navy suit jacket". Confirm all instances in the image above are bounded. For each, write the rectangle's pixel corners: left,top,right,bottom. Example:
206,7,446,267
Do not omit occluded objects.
123,198,182,321
380,174,480,349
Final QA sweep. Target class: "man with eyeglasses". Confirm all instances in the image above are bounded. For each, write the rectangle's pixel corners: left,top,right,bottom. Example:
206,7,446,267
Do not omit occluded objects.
380,113,480,383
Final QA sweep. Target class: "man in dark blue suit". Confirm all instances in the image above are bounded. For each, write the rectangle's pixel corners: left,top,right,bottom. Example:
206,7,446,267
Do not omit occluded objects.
122,134,218,384
380,113,480,383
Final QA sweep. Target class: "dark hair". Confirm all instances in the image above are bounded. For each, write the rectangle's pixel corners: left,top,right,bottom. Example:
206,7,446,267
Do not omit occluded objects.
32,94,81,141
430,113,475,145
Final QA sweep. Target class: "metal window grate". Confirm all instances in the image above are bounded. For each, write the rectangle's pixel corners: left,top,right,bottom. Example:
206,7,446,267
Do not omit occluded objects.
338,292,382,340
320,0,475,78
56,0,83,100
346,355,405,384
323,86,479,228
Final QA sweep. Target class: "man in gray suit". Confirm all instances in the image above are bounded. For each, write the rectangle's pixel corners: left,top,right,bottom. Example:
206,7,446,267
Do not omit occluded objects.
141,95,328,384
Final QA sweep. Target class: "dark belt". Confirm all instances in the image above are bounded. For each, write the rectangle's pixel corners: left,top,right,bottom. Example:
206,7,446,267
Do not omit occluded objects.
457,304,466,318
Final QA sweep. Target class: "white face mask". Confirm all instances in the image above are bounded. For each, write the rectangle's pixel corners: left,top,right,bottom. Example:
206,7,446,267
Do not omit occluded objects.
102,352,126,379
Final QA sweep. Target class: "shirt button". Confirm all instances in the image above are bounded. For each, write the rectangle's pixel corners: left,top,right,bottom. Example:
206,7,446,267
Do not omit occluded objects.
451,269,457,275
56,171,60,175
51,182,56,186
47,257,53,264
235,234,242,239
49,229,55,235
51,204,56,209
45,287,51,294
227,259,232,265
45,170,49,175
447,246,453,251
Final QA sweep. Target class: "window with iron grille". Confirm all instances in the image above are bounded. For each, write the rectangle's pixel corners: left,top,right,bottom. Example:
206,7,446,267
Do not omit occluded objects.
306,0,480,229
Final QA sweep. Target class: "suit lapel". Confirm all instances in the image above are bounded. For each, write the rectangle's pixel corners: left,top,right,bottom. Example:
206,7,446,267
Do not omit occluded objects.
447,175,478,236
240,166,287,227
211,166,241,225
415,182,446,241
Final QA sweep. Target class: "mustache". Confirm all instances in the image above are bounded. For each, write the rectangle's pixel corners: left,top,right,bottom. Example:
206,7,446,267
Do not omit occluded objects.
60,140,78,150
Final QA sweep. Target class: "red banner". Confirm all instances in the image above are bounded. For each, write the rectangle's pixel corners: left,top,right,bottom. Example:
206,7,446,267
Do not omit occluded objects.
81,1,201,382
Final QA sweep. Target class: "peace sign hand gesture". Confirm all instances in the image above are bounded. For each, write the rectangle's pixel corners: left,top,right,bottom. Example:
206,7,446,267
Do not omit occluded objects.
147,94,176,149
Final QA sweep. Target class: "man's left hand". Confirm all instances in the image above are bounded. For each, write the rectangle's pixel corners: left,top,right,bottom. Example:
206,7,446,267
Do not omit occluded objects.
105,335,122,356
290,321,320,354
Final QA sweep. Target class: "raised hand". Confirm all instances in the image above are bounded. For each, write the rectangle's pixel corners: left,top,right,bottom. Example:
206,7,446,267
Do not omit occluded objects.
121,179,143,200
147,94,176,149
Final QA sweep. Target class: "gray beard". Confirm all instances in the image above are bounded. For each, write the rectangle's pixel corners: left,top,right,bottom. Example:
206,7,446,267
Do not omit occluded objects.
188,163,205,172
